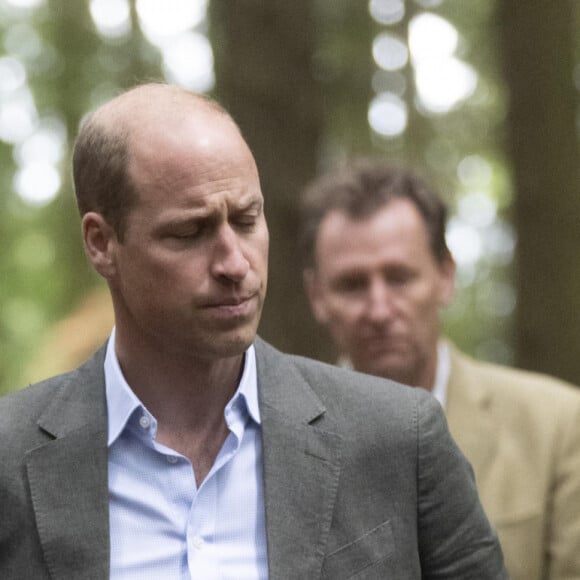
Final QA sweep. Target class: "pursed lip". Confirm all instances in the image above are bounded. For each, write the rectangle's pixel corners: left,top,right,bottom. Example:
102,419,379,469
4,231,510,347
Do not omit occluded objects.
200,293,261,321
203,293,257,308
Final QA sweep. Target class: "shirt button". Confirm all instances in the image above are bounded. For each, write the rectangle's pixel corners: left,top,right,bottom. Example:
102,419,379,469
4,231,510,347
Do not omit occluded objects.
192,536,204,550
139,415,151,429
167,455,178,464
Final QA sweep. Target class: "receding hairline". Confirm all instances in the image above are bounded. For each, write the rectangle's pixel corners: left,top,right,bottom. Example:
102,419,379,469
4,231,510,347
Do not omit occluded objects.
81,83,234,141
72,84,242,239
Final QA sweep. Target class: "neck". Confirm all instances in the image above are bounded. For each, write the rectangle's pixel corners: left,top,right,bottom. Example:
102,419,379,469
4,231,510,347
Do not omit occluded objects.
114,329,245,432
358,346,439,392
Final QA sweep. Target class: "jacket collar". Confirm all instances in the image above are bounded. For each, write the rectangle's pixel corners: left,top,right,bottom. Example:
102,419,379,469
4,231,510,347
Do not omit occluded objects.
254,337,343,580
445,343,497,483
27,345,110,580
26,338,344,580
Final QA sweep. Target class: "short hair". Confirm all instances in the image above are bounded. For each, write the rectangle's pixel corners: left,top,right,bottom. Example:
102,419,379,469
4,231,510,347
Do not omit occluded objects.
299,160,451,268
72,116,133,241
72,84,231,241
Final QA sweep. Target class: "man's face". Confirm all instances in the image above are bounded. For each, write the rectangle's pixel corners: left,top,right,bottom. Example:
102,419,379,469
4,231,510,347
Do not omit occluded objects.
103,111,269,360
305,198,454,387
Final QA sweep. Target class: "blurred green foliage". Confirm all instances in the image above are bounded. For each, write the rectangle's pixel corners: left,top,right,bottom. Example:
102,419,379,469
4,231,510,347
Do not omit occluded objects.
1,0,578,393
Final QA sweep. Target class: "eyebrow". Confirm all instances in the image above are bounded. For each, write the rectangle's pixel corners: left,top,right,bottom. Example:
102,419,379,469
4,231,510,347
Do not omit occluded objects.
231,197,263,214
157,195,263,231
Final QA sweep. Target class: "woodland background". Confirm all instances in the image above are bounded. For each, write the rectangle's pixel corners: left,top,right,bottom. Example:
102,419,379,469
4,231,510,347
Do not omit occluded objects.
1,0,579,393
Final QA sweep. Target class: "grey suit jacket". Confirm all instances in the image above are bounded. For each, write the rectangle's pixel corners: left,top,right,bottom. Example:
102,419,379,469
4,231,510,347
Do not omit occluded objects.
0,338,506,579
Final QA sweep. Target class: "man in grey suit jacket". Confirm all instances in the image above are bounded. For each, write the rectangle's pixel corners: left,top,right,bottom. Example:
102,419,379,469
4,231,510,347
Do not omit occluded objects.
0,83,506,578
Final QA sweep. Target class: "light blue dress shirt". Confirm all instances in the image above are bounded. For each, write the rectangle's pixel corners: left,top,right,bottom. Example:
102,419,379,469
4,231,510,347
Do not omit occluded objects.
105,330,268,579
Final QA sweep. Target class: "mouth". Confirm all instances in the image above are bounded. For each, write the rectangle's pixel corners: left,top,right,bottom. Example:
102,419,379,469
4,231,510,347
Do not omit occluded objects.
205,293,255,307
203,293,259,319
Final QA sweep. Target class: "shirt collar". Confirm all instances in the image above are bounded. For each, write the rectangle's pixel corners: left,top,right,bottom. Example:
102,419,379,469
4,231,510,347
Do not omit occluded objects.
104,327,261,447
229,342,261,426
431,340,451,408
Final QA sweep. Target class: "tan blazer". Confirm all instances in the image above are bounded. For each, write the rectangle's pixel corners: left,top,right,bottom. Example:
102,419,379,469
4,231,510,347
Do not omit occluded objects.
445,343,580,580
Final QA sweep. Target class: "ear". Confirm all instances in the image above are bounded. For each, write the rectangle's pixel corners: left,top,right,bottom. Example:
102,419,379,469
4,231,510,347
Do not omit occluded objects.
82,212,118,279
437,253,456,307
303,268,330,325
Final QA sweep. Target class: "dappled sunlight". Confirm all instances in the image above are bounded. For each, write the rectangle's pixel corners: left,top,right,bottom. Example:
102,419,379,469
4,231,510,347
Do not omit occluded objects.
368,92,408,137
373,32,408,71
369,6,479,139
447,218,484,266
159,31,214,92
0,56,26,93
89,0,131,38
3,0,44,8
409,13,477,113
0,1,531,392
457,154,493,188
136,0,207,40
14,162,61,206
457,192,497,228
0,88,37,143
12,118,66,206
368,0,404,26
414,57,477,114
15,117,66,166
409,12,458,60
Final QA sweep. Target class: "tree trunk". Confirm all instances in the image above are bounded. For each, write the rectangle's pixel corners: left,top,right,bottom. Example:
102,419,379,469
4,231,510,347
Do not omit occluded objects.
498,0,580,384
209,0,330,360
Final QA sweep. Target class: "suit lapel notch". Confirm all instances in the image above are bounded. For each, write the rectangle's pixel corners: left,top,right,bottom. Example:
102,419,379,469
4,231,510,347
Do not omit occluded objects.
254,339,343,579
261,409,343,580
27,346,110,580
26,428,110,580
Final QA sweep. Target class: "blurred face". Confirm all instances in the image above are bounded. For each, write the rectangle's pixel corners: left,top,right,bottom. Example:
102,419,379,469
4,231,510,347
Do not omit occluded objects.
305,199,454,388
90,109,269,360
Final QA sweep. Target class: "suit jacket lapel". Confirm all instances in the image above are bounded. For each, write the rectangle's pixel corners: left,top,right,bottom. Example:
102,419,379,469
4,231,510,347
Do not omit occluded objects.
25,347,110,580
255,339,343,580
445,344,497,487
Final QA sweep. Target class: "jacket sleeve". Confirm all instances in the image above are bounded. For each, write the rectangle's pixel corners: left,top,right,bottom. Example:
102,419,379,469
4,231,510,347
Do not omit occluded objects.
415,390,508,579
546,394,580,579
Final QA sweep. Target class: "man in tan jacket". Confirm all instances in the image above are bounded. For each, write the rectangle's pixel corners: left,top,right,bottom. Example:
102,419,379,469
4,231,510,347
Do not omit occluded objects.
299,160,580,580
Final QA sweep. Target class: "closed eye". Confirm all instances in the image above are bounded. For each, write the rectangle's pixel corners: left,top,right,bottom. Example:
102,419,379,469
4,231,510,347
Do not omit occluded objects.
171,226,203,239
230,209,261,232
333,276,368,294
384,268,416,287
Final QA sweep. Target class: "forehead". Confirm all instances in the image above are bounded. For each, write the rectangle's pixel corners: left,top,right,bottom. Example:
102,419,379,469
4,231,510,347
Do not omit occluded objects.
127,110,262,213
315,199,435,270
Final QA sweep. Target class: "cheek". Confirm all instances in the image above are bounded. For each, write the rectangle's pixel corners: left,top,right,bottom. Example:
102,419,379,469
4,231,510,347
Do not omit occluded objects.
410,294,443,338
326,298,364,329
251,236,270,273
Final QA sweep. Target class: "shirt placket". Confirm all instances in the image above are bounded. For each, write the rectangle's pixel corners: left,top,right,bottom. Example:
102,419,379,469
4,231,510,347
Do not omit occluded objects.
186,406,244,580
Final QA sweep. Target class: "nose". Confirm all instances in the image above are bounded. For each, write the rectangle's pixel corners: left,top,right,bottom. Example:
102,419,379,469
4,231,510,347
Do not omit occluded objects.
211,224,250,282
365,278,395,323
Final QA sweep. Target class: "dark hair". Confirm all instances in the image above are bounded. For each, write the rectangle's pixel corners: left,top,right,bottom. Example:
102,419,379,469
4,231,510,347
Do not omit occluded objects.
72,84,233,241
299,159,451,268
72,116,134,241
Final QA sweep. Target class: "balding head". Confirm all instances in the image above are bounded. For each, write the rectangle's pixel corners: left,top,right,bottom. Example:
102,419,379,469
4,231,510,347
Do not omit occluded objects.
72,83,237,241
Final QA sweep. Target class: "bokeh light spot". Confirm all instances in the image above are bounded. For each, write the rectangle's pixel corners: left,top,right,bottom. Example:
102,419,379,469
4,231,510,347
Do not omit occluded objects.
90,0,131,38
369,0,404,25
15,162,61,206
137,0,207,42
373,33,408,71
161,32,214,92
368,93,408,137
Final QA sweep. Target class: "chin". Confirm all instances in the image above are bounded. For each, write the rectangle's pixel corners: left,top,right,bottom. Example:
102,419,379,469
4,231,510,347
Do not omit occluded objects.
205,328,257,359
